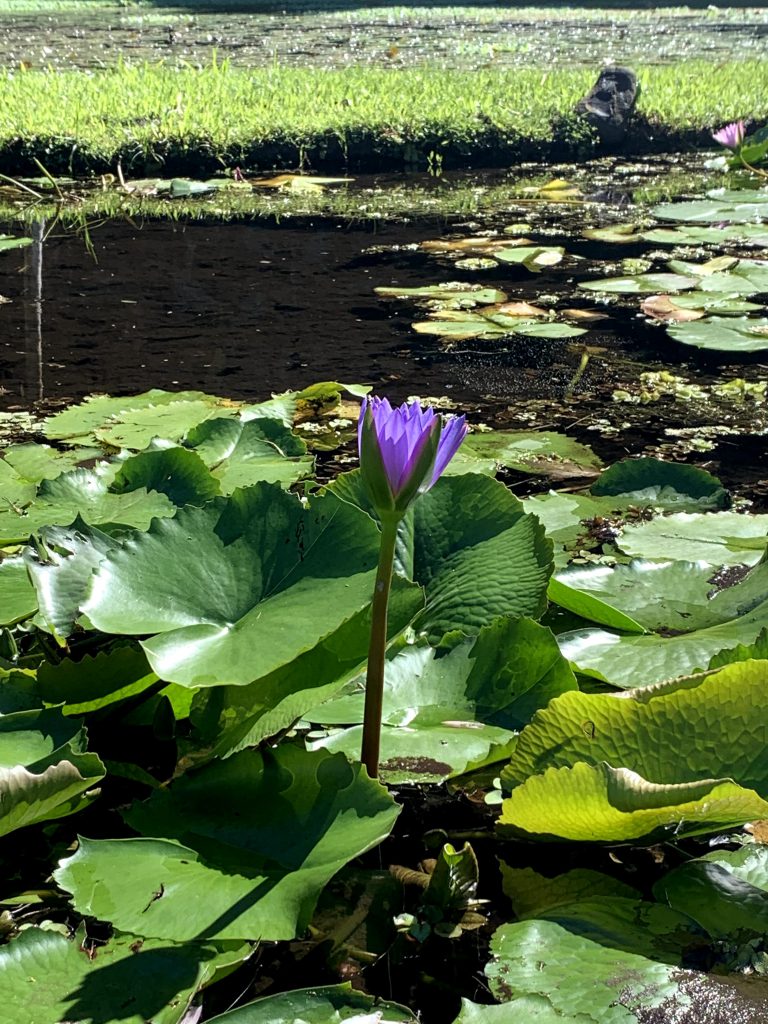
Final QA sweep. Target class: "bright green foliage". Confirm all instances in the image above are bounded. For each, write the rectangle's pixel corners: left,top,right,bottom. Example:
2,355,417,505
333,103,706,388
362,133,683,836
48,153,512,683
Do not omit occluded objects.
81,484,387,688
0,708,105,836
486,919,689,1023
497,662,768,840
56,746,399,941
183,417,314,491
0,467,176,545
616,510,768,565
0,925,248,1024
447,431,602,480
0,558,37,626
330,470,552,642
309,617,574,782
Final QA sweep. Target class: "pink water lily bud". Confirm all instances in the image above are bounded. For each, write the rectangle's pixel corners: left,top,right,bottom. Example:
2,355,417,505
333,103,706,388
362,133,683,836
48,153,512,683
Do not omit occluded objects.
712,120,746,150
358,397,468,519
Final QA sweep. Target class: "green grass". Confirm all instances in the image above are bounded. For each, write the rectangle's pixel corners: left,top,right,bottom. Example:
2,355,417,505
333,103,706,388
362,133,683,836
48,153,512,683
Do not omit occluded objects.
0,60,765,176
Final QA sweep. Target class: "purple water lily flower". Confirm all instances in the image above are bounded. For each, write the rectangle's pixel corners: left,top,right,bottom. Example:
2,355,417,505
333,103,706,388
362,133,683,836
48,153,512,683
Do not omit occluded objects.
358,396,467,518
712,120,745,150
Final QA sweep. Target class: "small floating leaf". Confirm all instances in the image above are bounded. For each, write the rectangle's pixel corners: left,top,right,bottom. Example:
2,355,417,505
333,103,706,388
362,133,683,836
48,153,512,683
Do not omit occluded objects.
667,316,768,353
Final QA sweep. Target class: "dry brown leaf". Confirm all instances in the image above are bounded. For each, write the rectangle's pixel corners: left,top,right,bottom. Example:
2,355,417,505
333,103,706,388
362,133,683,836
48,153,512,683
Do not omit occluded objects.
641,295,705,323
561,308,610,322
495,301,548,317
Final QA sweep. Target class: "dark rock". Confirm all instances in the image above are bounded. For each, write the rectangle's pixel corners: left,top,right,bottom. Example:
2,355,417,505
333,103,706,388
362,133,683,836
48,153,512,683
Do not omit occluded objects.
576,66,640,148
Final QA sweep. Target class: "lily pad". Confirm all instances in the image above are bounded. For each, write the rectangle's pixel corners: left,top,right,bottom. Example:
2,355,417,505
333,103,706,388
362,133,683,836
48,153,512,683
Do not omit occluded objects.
413,307,585,342
643,223,768,247
38,646,159,716
0,557,37,626
309,617,575,783
447,430,602,481
579,272,698,295
499,761,768,842
56,746,399,942
0,925,247,1024
553,556,768,637
667,315,768,353
187,575,424,762
42,390,245,447
81,484,395,688
617,511,768,565
0,707,105,836
591,458,728,506
3,442,106,484
333,472,552,644
0,466,176,545
110,446,220,506
205,984,417,1024
652,191,768,224
502,661,768,801
500,866,638,919
26,519,119,640
375,283,508,308
657,847,768,941
486,919,692,1023
582,224,642,244
182,416,314,492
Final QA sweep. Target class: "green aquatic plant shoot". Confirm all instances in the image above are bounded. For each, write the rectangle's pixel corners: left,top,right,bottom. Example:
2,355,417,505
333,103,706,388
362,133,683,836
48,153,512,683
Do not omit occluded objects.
357,397,467,778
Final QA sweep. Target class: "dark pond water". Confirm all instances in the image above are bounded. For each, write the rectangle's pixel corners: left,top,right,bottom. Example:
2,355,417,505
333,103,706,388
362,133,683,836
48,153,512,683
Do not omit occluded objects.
2,167,767,504
2,5,768,69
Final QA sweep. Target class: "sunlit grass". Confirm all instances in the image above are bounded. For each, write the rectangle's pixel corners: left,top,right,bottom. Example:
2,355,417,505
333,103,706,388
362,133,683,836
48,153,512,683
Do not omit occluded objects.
0,60,765,174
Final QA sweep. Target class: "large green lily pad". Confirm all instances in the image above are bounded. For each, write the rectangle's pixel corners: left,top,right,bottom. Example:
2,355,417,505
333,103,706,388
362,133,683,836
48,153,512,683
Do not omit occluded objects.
0,925,247,1024
413,308,586,342
26,519,119,641
309,617,574,783
447,431,602,481
486,919,689,1023
502,661,768,796
2,442,106,484
498,761,768,842
552,557,768,635
330,471,552,644
56,746,399,942
667,315,768,353
82,484,393,688
652,191,768,224
591,458,728,507
187,575,423,761
0,466,176,545
38,646,159,716
578,272,697,295
617,511,768,565
42,389,244,445
657,847,768,941
182,416,314,491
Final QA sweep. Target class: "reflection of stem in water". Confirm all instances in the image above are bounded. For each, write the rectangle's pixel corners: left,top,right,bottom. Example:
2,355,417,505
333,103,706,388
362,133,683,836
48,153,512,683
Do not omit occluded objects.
23,219,45,402
565,349,590,401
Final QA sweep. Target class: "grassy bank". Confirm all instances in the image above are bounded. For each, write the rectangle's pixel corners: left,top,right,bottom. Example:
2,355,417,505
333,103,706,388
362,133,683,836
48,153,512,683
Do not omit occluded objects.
0,60,765,176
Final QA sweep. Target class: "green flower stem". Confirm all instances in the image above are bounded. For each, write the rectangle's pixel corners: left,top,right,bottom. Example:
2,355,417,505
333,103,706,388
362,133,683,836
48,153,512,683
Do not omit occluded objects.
361,517,399,779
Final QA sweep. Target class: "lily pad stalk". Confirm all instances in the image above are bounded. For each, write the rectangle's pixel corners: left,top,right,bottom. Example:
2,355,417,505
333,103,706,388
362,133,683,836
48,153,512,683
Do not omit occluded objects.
358,397,467,778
